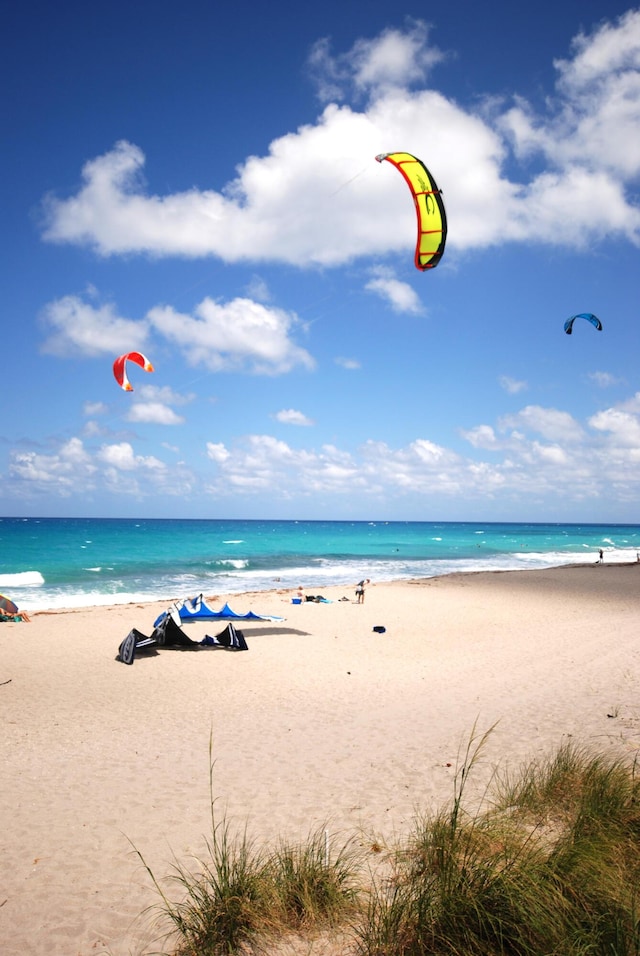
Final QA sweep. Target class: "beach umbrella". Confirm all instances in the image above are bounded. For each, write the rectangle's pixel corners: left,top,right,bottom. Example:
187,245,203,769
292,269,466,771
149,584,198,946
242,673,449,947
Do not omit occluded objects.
0,593,19,615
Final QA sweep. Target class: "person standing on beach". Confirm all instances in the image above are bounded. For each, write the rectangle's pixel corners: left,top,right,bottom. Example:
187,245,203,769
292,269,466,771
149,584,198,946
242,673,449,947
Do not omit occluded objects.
599,549,604,563
355,578,370,603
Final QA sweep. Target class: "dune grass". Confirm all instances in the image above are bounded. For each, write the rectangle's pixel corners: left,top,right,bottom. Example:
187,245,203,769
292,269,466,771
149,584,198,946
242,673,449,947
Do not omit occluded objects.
137,820,362,955
355,732,640,956
266,824,362,931
135,736,363,955
141,731,640,955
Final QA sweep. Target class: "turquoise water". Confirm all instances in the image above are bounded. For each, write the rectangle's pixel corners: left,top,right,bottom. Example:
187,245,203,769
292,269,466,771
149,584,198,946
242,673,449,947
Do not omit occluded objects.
1,517,639,611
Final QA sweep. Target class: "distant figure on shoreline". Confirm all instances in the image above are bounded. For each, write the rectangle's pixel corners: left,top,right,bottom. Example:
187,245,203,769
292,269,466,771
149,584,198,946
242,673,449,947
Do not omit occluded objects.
598,549,604,563
355,578,370,604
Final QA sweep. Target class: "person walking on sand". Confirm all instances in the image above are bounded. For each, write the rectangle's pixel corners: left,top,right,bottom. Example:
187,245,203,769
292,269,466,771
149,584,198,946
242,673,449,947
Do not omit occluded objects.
599,549,604,563
355,578,370,604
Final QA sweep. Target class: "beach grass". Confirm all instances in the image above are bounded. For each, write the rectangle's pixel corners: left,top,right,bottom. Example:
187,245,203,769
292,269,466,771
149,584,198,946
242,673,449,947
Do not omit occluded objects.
142,731,640,955
266,824,362,930
137,820,363,955
134,737,364,955
355,735,640,956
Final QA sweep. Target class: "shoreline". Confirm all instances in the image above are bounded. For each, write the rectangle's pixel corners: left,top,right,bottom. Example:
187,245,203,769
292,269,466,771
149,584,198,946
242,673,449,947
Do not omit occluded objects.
1,564,639,955
18,558,640,617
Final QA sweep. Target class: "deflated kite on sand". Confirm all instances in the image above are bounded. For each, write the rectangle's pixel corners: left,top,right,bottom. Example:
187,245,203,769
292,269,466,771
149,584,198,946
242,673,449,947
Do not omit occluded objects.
117,611,248,665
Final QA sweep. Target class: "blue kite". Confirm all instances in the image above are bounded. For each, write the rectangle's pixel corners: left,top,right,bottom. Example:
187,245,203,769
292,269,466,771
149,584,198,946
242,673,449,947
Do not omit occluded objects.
564,313,603,335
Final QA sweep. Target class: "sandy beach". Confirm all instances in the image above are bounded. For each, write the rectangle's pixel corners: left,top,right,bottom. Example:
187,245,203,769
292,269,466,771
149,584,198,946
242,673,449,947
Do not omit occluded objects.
1,563,639,955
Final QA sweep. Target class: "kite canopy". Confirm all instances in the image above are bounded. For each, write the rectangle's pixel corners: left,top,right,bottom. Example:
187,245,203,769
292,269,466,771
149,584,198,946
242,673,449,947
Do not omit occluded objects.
153,595,284,627
113,351,154,391
376,151,447,271
564,313,603,335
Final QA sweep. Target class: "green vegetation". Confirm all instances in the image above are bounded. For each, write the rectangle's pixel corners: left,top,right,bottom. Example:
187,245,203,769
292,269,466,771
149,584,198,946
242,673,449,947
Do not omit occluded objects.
140,732,640,955
136,820,361,955
356,732,640,956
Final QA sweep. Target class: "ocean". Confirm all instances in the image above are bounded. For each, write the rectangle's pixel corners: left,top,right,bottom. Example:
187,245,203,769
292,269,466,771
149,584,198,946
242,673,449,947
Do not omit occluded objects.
1,516,639,612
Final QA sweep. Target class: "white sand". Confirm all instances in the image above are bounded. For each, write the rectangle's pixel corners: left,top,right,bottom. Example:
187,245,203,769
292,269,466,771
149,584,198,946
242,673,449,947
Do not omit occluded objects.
1,564,639,955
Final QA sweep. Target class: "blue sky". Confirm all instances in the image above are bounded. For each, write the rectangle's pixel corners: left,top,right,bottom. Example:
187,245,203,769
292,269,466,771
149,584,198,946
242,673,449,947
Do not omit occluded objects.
2,0,639,521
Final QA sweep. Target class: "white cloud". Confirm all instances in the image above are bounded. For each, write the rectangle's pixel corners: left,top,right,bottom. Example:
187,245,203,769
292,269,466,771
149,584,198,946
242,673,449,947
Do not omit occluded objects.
308,20,445,102
83,421,105,438
8,438,95,490
123,384,192,425
499,375,528,394
618,391,640,413
530,441,569,465
39,290,314,375
244,275,271,302
97,442,165,471
460,424,500,449
365,266,424,314
588,370,622,387
125,403,185,425
6,390,640,507
39,14,640,265
274,409,314,426
589,407,640,446
148,297,315,374
335,356,361,370
498,405,585,443
40,295,148,357
206,442,231,464
83,401,109,416
7,438,97,499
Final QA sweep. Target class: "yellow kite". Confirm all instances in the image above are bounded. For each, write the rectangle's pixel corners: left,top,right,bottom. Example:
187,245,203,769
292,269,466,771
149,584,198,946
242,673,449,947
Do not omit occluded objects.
376,152,447,271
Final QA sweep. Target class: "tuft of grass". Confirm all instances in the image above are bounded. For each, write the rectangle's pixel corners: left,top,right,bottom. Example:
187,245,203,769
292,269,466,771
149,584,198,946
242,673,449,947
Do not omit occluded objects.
266,825,362,930
133,818,272,956
167,820,272,956
137,735,363,954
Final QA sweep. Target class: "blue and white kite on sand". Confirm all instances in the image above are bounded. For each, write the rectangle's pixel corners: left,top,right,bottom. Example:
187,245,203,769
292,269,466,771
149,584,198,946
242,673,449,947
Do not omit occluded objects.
153,594,285,628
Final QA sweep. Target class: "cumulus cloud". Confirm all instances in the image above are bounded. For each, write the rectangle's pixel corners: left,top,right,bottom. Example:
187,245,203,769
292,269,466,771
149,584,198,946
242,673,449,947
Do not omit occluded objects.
589,407,640,447
274,408,314,426
39,12,640,265
40,294,148,357
97,442,165,471
502,9,640,179
460,424,501,449
498,405,585,443
5,391,640,506
206,442,231,464
125,403,185,425
365,266,424,313
308,20,445,102
87,442,193,498
8,438,96,494
38,290,314,375
148,297,315,374
499,375,528,394
122,384,192,426
588,370,622,387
